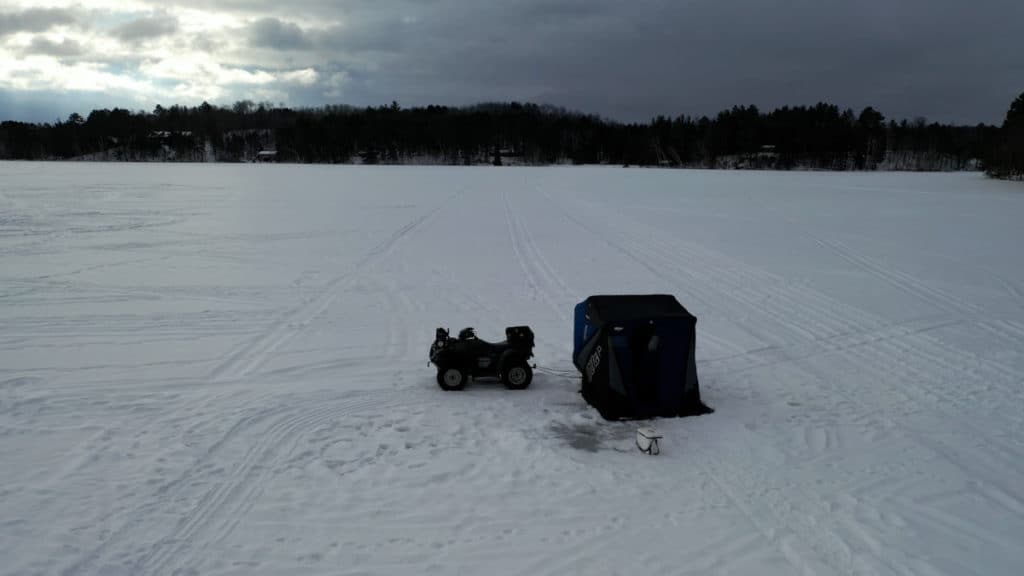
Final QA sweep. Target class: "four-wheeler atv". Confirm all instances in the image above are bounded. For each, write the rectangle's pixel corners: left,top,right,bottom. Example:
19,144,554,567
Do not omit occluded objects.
429,326,535,390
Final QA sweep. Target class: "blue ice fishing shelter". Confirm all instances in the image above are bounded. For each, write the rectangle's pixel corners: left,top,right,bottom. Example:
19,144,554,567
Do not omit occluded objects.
572,295,711,420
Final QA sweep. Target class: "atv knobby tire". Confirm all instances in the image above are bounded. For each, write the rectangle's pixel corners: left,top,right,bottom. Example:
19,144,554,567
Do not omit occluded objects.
437,366,466,391
501,361,533,390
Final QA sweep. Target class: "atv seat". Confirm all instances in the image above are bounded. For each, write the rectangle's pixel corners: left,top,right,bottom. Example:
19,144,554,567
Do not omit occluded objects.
474,337,509,351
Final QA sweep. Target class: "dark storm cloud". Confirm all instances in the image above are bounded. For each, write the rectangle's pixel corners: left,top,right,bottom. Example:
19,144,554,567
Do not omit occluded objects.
25,36,84,58
242,10,421,55
317,18,411,54
0,7,77,36
112,13,179,43
247,17,312,50
5,0,1023,125
294,0,1022,124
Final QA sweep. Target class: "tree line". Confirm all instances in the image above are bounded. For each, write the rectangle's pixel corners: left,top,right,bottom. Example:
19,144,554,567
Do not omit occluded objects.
0,94,1020,177
986,92,1024,179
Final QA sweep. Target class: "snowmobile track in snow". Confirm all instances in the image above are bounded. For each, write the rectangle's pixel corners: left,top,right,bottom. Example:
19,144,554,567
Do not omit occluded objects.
209,194,456,383
64,391,405,576
502,189,574,324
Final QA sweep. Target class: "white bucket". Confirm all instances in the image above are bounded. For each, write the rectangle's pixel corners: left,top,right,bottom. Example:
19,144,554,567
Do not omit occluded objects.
636,427,662,455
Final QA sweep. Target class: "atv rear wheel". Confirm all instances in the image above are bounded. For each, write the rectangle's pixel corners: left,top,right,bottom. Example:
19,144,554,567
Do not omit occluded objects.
437,366,466,391
501,361,532,390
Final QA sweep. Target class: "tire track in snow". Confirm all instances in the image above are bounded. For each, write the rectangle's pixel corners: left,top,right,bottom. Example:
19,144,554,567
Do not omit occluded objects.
35,277,272,307
605,201,890,344
540,186,883,347
772,308,1024,527
518,187,578,300
833,334,1024,473
546,187,1022,573
701,316,961,378
59,400,286,576
501,189,573,323
975,319,1024,354
807,233,983,316
635,231,856,342
209,195,455,382
880,323,1023,402
243,275,418,383
542,187,814,343
689,450,827,576
537,191,879,573
555,190,1024,401
666,233,1023,412
647,231,884,338
372,274,420,372
797,345,1024,563
794,229,1024,414
535,188,719,315
689,399,952,576
145,393,404,576
410,190,568,362
66,391,403,576
554,193,828,355
624,200,1024,473
636,217,1024,529
686,397,910,574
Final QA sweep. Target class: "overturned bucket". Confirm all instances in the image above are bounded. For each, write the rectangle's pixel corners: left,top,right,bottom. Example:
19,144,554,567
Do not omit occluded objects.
636,427,662,455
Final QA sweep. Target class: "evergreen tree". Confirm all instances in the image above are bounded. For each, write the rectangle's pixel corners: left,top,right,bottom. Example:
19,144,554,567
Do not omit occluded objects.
985,92,1024,178
1002,92,1024,178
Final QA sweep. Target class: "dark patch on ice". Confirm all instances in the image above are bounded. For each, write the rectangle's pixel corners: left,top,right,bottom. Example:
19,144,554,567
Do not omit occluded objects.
548,421,603,452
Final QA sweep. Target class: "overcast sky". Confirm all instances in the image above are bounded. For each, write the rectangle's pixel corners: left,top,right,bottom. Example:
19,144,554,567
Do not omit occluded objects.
1,0,1022,124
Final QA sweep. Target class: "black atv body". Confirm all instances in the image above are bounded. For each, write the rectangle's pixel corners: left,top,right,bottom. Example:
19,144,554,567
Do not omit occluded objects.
429,326,535,390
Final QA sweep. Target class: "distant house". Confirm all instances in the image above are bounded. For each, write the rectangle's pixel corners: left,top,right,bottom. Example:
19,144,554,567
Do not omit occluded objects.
256,150,277,162
147,130,193,143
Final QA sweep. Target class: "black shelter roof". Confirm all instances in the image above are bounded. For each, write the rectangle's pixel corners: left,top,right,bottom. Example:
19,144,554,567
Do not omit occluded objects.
584,294,696,325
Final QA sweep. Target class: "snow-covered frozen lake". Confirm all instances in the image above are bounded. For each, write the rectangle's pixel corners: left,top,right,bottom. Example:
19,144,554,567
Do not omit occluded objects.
1,162,1023,575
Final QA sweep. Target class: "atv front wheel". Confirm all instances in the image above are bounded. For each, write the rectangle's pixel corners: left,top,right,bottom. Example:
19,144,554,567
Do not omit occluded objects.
501,361,533,390
437,366,466,391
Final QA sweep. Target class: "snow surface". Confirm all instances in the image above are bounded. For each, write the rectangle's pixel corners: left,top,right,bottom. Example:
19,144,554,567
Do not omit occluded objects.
2,162,1023,576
